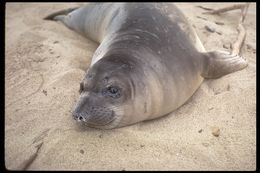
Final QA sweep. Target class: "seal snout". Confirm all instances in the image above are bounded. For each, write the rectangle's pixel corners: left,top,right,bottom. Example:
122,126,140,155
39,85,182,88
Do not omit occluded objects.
72,106,115,127
72,112,88,122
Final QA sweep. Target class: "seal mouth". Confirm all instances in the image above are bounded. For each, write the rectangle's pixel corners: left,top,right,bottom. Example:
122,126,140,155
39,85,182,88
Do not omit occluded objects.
72,110,115,127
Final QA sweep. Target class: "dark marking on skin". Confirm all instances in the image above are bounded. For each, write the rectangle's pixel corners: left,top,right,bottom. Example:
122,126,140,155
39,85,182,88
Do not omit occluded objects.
108,8,120,28
144,102,147,113
103,76,109,83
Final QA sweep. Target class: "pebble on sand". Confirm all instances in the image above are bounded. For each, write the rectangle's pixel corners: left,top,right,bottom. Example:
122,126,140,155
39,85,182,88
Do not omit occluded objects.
42,90,47,96
205,25,215,33
212,127,220,137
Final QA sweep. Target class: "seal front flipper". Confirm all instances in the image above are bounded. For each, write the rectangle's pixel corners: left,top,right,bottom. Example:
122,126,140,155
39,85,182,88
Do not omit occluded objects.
201,50,248,79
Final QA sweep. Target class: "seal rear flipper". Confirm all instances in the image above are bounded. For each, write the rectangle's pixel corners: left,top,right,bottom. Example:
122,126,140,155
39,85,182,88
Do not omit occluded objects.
43,7,78,21
201,50,248,79
44,7,80,30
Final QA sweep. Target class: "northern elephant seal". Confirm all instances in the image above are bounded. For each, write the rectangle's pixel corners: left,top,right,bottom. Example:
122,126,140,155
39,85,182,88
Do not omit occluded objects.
45,3,247,129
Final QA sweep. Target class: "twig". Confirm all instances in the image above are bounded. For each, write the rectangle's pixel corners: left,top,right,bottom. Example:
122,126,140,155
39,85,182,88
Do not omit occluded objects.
200,3,250,56
231,3,249,55
196,16,208,21
196,5,214,11
202,4,248,14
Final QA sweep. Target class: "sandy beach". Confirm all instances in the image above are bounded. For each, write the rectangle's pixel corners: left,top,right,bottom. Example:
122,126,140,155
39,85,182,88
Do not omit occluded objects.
5,3,256,170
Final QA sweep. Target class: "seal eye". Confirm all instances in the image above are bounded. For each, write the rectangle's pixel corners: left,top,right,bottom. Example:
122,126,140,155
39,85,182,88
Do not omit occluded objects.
102,86,121,98
108,86,118,94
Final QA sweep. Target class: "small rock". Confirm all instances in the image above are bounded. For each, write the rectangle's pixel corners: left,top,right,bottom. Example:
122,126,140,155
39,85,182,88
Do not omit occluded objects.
208,107,214,111
56,55,60,58
196,16,207,21
216,31,222,35
53,87,56,90
223,43,231,49
42,90,47,96
227,84,230,91
246,44,253,50
53,41,59,44
98,134,103,138
202,31,208,34
80,149,84,154
198,129,203,133
246,44,256,53
214,90,221,95
205,25,215,33
215,21,225,25
212,127,220,137
140,144,145,148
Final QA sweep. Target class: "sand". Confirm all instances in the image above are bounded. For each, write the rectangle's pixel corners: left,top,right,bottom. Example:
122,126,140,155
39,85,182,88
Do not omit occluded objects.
5,3,256,171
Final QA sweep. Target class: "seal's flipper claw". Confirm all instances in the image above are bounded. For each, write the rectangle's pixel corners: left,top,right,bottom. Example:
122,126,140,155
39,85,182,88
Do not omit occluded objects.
201,50,248,79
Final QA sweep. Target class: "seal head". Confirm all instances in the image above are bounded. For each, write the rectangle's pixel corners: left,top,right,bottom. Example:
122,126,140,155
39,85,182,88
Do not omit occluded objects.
72,53,146,129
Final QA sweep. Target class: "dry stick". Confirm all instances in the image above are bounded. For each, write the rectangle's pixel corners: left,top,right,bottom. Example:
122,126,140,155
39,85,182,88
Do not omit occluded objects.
231,23,246,55
196,5,214,11
202,3,250,56
202,4,248,14
241,3,250,23
231,3,249,55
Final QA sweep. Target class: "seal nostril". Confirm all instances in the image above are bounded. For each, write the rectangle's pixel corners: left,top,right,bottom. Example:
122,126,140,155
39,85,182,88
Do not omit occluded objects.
72,112,78,120
79,116,83,121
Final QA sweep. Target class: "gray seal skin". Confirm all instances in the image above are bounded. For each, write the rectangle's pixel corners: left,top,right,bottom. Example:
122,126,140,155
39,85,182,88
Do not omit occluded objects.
45,3,248,129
